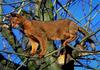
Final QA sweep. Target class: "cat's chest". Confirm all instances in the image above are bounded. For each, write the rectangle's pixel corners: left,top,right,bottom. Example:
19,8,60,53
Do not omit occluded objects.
24,28,34,36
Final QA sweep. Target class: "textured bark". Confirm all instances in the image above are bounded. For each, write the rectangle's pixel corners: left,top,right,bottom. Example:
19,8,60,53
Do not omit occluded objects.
30,0,61,70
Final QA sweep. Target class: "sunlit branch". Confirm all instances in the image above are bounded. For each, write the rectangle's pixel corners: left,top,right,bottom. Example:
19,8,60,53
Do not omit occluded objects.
17,0,25,14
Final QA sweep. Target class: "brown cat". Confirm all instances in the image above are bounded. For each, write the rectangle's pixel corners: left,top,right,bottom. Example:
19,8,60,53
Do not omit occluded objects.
9,13,94,58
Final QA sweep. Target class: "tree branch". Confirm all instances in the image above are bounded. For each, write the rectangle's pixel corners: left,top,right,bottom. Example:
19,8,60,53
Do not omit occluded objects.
0,50,35,58
80,29,100,43
0,1,36,5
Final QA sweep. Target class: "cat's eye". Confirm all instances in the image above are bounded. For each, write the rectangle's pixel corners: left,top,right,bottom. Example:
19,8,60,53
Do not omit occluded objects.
12,21,14,23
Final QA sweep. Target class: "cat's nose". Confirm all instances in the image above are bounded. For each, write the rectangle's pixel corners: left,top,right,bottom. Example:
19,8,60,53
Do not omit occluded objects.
11,23,14,27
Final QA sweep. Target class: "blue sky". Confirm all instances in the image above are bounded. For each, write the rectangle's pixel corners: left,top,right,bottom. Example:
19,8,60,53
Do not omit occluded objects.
0,0,100,70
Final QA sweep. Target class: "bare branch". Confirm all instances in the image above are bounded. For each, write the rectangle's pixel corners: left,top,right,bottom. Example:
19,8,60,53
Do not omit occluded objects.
0,1,36,5
75,60,96,70
80,29,100,43
80,2,100,21
0,50,34,58
56,0,80,24
16,58,27,70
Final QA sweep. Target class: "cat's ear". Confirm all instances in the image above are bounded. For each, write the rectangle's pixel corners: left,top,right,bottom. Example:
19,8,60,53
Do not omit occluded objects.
10,13,17,17
10,13,21,18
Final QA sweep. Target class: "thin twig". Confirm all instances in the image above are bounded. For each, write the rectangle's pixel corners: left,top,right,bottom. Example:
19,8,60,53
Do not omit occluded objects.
75,59,96,70
40,59,57,70
56,0,81,24
0,0,26,5
80,2,100,21
78,57,100,61
16,58,27,70
0,50,35,58
53,0,72,17
0,1,36,5
67,44,100,54
82,0,87,22
0,2,30,16
44,46,64,58
80,29,100,43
